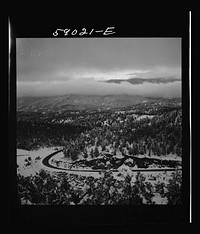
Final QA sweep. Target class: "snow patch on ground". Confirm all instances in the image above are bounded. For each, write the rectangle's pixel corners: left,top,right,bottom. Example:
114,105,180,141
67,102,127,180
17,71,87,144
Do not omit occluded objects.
135,153,182,162
17,147,62,177
152,193,168,204
17,147,61,159
17,149,31,156
136,115,155,121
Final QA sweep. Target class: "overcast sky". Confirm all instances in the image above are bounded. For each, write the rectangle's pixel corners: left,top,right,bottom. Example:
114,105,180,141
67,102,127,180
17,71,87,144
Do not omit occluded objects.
17,38,181,97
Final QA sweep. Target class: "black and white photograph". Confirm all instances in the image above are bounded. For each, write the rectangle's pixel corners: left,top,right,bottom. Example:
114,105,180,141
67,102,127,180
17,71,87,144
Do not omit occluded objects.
16,37,182,205
8,13,191,227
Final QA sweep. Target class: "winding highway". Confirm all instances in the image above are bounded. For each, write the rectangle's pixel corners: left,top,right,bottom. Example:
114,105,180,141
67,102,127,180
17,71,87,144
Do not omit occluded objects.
41,150,181,173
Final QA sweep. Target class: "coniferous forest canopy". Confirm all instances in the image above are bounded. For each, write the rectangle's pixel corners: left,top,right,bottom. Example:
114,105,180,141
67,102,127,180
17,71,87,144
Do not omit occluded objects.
16,95,182,205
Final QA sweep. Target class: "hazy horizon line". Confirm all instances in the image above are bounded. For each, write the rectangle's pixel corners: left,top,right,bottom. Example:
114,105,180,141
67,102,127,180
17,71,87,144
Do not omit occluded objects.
17,93,182,99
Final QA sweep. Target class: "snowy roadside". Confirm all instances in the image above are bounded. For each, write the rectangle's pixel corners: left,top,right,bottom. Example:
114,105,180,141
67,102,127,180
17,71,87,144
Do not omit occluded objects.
17,147,103,178
17,147,62,177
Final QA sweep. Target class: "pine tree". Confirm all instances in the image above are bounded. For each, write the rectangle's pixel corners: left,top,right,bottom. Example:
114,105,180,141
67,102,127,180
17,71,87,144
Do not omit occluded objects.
148,149,151,157
83,148,88,159
94,146,99,158
63,148,70,158
121,148,126,156
90,148,94,158
128,147,133,155
144,145,147,154
102,144,106,151
71,147,78,161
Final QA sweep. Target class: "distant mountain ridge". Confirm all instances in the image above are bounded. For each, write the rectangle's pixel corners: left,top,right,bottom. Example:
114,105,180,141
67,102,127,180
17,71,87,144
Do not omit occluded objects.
100,77,181,85
17,94,150,111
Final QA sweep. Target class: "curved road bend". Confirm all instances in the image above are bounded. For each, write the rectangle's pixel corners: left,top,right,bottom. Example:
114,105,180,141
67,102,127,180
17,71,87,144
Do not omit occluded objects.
42,150,181,173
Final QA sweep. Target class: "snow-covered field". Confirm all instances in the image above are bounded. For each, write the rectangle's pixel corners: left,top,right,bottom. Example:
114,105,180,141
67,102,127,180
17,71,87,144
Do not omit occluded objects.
17,147,61,177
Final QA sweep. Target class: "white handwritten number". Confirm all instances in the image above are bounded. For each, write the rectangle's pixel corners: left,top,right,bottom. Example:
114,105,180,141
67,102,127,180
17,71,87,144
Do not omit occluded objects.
103,27,115,36
89,29,94,35
71,29,78,35
53,30,58,36
79,28,88,36
53,27,116,36
64,29,70,36
53,29,66,36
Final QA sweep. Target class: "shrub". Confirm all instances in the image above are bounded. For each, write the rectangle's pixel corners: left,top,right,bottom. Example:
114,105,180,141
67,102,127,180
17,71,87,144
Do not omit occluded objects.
165,170,182,204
